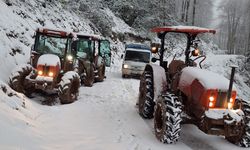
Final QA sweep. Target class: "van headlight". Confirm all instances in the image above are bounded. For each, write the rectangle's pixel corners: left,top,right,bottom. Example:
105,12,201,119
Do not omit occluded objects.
123,64,129,69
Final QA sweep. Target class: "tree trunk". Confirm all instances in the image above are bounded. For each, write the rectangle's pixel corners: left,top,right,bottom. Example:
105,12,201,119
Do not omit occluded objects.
185,0,190,23
181,0,186,22
192,0,197,26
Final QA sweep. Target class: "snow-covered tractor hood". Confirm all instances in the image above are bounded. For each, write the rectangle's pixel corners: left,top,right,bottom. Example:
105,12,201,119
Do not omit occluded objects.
178,67,237,109
179,67,236,91
37,54,61,68
36,54,61,78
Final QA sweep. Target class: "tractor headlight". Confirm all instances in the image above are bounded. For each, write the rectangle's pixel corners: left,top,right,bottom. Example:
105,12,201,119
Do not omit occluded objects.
67,55,73,61
123,64,129,69
48,72,54,77
38,70,43,76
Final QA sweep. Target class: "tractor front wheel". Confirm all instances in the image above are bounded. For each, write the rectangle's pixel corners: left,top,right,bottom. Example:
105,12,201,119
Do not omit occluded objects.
226,99,250,147
138,71,154,119
58,71,80,104
154,93,182,144
9,64,34,96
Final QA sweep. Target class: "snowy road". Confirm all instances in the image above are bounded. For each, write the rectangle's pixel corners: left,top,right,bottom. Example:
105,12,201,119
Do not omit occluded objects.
0,71,247,150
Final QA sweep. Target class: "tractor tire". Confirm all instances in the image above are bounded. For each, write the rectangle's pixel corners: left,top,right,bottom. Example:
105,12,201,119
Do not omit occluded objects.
138,71,154,119
226,99,250,147
95,64,105,82
58,71,80,104
82,64,95,87
9,64,33,96
154,93,182,144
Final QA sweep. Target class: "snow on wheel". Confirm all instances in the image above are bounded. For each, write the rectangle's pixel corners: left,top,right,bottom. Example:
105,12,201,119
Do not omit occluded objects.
58,71,80,104
154,93,182,144
9,64,33,95
95,64,105,82
138,71,155,119
226,99,250,147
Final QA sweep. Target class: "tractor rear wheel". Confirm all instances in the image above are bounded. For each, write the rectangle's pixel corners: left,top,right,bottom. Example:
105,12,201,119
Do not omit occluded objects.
226,99,250,147
82,64,95,87
9,64,33,96
58,71,80,104
96,64,105,82
154,93,182,144
138,71,154,119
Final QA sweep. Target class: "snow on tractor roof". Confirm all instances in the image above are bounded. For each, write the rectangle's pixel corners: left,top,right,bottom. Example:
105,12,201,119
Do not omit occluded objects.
179,67,236,91
37,28,74,37
151,26,216,34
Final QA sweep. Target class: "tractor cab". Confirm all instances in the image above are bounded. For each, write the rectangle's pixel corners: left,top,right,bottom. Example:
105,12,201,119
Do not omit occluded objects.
73,33,111,86
150,26,216,68
74,34,111,67
31,28,76,73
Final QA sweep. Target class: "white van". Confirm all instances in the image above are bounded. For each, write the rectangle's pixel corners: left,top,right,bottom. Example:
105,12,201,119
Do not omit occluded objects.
122,43,151,78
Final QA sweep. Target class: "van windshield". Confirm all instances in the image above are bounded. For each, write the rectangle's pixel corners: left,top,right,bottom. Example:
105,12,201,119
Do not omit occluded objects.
125,50,150,63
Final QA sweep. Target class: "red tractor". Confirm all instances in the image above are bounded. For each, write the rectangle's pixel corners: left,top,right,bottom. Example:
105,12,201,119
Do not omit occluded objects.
8,28,111,104
138,26,250,147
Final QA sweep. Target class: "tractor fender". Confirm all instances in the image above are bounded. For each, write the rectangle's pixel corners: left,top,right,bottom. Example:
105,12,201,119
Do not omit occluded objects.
144,64,167,102
82,60,93,70
96,56,104,68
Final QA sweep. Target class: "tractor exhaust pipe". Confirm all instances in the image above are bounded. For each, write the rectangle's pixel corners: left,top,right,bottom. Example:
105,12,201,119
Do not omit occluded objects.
227,65,238,103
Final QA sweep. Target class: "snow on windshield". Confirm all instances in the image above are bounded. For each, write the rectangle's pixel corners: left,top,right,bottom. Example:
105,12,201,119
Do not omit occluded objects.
35,35,69,57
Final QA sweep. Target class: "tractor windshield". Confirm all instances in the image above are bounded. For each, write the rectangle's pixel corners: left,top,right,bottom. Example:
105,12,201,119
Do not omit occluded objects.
125,50,151,63
76,38,94,61
35,34,70,57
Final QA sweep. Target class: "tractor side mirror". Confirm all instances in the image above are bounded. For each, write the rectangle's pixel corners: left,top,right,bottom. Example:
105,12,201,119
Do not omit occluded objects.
151,57,157,63
151,43,160,53
31,44,34,51
192,49,200,56
121,54,124,59
72,41,77,51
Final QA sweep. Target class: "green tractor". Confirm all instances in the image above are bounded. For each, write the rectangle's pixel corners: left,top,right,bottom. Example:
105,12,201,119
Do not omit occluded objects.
73,34,111,87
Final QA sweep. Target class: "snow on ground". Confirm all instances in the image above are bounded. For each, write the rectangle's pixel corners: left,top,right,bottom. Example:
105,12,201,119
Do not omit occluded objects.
0,70,248,150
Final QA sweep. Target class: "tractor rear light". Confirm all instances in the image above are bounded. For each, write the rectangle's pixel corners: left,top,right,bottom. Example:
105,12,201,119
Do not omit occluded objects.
209,96,215,102
230,98,234,103
208,96,215,108
209,102,214,107
228,102,233,109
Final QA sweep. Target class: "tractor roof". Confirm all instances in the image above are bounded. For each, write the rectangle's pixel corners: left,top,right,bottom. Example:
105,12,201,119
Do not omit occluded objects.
151,26,216,35
77,33,103,40
37,28,74,38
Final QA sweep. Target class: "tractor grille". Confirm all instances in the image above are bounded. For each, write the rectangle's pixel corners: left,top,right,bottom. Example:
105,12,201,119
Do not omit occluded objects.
216,91,227,108
42,66,50,76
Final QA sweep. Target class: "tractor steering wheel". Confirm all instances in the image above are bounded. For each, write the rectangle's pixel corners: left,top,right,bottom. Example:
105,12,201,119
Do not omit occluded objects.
192,55,206,69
